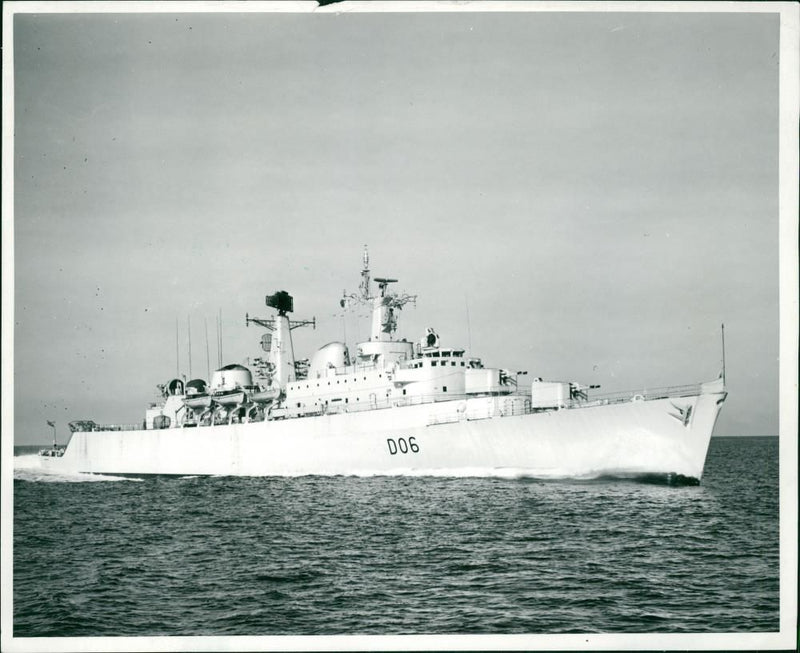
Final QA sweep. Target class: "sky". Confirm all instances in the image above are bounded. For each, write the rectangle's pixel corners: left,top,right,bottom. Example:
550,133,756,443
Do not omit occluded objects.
6,5,787,444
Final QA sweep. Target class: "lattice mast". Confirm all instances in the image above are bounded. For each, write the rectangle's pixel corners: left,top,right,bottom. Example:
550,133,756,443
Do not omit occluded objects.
341,245,416,342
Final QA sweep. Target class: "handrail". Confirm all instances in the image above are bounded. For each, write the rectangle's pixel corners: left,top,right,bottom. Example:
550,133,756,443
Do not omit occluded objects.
575,383,702,407
83,382,707,432
89,423,143,432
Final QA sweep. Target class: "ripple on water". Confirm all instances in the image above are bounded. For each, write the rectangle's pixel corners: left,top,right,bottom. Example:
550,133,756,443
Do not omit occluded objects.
12,437,779,636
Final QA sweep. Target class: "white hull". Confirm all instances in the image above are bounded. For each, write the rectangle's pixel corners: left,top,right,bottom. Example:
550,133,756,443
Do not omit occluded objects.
41,379,726,481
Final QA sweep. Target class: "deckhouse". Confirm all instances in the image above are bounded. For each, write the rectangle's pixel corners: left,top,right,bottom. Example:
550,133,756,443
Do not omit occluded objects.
257,246,516,419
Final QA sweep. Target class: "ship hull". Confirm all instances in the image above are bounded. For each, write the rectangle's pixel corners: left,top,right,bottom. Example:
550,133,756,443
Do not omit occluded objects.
41,380,726,481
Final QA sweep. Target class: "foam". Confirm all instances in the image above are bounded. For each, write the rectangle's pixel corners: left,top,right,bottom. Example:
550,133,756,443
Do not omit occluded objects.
13,454,143,483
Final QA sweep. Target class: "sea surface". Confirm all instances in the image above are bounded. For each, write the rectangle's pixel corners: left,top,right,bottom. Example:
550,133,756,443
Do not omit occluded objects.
12,436,779,637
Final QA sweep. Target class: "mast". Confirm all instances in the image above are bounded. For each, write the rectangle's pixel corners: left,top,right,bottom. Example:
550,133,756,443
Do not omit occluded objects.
246,291,315,390
341,246,416,342
359,244,370,301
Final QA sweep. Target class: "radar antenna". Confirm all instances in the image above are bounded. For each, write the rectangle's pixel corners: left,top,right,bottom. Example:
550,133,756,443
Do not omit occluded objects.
340,247,416,311
340,246,416,340
246,291,316,332
245,290,315,389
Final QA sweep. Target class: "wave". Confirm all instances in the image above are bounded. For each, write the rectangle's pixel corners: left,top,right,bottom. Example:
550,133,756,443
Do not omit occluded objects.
11,455,697,485
13,454,143,483
261,466,632,480
249,467,699,485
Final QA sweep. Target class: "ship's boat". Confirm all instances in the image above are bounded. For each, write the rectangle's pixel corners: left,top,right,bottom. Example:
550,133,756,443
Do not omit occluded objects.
251,387,281,404
183,379,211,410
209,390,247,407
38,446,66,457
183,395,212,410
39,247,728,481
208,364,251,406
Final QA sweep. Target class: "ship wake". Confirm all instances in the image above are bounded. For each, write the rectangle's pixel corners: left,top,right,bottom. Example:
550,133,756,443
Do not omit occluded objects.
13,455,143,483
271,467,701,484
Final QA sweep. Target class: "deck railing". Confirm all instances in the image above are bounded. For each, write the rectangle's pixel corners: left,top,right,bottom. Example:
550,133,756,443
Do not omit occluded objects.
572,383,703,408
82,382,706,432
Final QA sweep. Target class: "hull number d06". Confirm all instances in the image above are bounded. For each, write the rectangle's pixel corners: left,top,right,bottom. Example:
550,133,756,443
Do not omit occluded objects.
387,437,420,455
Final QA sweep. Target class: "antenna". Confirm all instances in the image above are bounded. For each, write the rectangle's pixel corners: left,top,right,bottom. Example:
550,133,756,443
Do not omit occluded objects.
175,317,180,377
341,296,348,344
247,292,316,332
187,315,192,379
340,246,416,342
205,318,210,381
465,293,472,356
721,323,726,385
359,244,371,300
217,309,223,367
373,277,398,297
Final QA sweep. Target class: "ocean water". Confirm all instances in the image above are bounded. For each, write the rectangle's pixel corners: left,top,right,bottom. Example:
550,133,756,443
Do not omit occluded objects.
12,436,778,637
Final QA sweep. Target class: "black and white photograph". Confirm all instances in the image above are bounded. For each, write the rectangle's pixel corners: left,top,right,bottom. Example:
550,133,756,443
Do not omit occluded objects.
2,1,797,650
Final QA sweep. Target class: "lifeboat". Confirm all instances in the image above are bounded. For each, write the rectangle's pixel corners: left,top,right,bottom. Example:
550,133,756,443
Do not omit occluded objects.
184,378,211,410
251,386,281,404
211,389,247,406
208,365,252,406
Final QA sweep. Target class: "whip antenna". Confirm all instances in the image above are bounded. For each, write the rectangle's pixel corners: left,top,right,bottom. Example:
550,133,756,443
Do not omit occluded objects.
175,317,180,377
721,323,726,385
187,315,192,379
205,318,210,381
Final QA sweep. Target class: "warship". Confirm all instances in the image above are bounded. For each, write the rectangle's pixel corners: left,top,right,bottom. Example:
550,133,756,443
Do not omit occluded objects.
39,247,727,481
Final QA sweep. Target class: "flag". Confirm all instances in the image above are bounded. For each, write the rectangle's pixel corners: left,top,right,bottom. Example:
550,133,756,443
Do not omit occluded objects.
47,420,55,428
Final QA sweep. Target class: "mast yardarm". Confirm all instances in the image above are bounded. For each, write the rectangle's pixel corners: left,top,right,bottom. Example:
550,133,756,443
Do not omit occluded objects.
340,245,416,341
245,291,315,389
